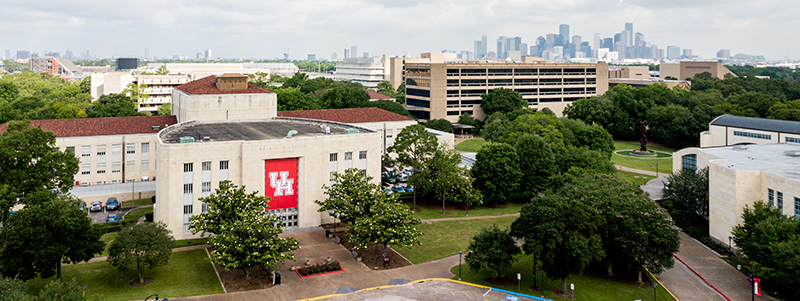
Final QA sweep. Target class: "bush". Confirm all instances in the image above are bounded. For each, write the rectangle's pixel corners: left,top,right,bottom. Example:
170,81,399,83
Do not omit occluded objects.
93,223,122,234
151,195,156,203
144,212,153,222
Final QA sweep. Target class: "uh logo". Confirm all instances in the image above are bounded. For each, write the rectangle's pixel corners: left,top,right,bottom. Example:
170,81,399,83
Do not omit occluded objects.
269,171,295,196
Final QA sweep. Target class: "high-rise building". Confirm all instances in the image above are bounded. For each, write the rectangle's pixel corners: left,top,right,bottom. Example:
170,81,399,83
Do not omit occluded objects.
682,49,692,59
64,50,73,60
481,35,488,58
572,35,582,46
332,52,337,60
602,38,613,49
624,23,633,46
497,36,508,59
204,49,212,59
635,33,645,47
520,43,528,56
350,46,357,60
507,37,522,53
4,50,9,59
363,52,369,58
344,49,350,59
145,48,150,59
716,49,731,60
16,50,30,60
307,53,316,62
474,40,482,59
559,24,570,46
666,46,681,60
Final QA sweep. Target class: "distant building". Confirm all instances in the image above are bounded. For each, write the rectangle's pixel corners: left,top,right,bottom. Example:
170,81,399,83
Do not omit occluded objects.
29,57,84,81
716,49,731,60
144,62,297,77
699,115,800,148
660,61,735,80
334,55,393,89
608,66,690,89
307,53,316,62
393,53,608,122
666,46,681,60
16,50,30,60
682,49,693,59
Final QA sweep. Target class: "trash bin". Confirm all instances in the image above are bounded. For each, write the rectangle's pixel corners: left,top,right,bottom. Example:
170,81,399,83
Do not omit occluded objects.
274,272,281,285
325,230,331,238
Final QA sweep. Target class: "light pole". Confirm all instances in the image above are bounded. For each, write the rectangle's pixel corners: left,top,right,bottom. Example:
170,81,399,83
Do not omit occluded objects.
328,210,336,234
652,281,658,301
650,162,659,178
738,260,756,301
458,251,463,280
728,235,734,261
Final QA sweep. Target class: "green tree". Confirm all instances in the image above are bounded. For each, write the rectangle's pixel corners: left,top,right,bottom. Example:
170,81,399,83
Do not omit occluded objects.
510,191,606,294
0,193,104,280
417,146,481,214
366,99,411,117
575,124,615,159
247,71,270,88
154,65,169,75
472,143,520,206
388,124,439,210
0,121,79,224
465,225,521,278
0,277,29,301
514,134,555,192
425,119,452,133
315,168,383,226
123,82,149,103
479,88,527,116
0,81,19,103
662,167,709,218
375,81,395,97
108,222,174,283
500,112,567,151
767,99,800,121
190,180,299,279
348,195,422,260
86,93,142,118
36,277,99,301
275,87,320,111
319,87,369,109
481,112,509,142
156,102,171,116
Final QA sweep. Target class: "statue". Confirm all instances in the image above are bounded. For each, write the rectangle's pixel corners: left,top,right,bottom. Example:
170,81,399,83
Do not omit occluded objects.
639,121,649,152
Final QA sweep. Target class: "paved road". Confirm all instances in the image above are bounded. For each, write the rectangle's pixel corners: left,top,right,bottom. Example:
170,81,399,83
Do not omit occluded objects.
70,181,155,197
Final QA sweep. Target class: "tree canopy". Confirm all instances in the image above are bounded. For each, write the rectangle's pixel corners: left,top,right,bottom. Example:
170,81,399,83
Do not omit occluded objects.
472,143,521,205
108,222,175,283
465,225,521,278
388,124,439,210
662,167,709,218
479,88,527,116
425,119,453,133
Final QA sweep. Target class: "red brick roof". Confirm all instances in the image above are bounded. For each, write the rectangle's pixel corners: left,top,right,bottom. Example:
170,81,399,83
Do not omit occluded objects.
173,75,273,95
366,90,394,100
0,115,178,138
277,107,414,124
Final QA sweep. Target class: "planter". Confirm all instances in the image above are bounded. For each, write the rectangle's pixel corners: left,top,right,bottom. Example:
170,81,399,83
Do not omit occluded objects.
295,261,344,278
304,259,311,266
357,257,362,262
326,256,332,262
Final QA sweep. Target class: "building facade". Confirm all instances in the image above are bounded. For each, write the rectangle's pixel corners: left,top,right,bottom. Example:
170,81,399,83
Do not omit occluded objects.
659,61,735,80
699,115,800,148
91,73,193,112
334,56,393,89
29,57,83,81
399,53,608,121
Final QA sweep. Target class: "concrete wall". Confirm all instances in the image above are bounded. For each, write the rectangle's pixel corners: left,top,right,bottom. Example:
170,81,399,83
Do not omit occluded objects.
700,124,800,148
58,133,160,187
155,126,382,240
172,90,277,123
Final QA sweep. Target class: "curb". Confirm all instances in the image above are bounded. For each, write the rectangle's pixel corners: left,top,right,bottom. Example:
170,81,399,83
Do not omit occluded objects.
672,253,730,301
206,247,227,293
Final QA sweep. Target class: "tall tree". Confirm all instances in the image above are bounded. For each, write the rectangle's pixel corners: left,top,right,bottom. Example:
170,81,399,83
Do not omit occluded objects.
0,121,79,224
86,93,142,118
275,87,320,111
425,119,453,133
0,193,104,280
472,143,521,206
108,222,175,283
510,192,606,294
319,87,369,109
348,195,422,261
465,225,521,278
479,88,527,116
190,180,299,279
663,167,709,218
417,146,481,214
315,168,383,226
514,134,555,192
388,124,439,210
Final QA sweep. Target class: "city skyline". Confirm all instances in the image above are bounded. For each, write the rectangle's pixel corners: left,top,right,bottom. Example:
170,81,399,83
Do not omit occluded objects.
0,0,797,61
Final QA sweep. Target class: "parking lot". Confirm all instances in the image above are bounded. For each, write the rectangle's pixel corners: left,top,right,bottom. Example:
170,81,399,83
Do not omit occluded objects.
87,207,132,224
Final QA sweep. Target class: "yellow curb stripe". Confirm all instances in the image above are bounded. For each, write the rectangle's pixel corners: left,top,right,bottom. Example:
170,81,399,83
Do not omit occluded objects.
645,267,679,301
298,278,492,300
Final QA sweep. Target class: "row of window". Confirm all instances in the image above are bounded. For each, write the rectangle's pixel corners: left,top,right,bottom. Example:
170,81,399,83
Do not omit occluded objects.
71,143,150,176
445,78,596,87
329,151,368,184
444,68,596,76
787,137,800,144
733,130,771,140
446,87,595,98
767,188,800,217
182,161,229,232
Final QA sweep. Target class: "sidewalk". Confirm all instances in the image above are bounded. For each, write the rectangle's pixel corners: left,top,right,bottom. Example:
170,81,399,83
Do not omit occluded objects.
657,233,777,301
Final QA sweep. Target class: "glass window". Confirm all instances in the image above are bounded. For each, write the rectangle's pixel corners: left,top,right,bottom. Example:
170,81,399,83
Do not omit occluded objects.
787,137,800,144
202,161,211,171
359,151,367,160
96,145,106,156
112,144,121,155
330,153,338,162
202,182,211,192
97,160,105,174
126,143,135,154
184,205,193,214
184,183,193,194
795,197,800,219
345,152,353,161
220,161,229,170
141,159,149,171
733,131,771,140
141,143,150,153
768,189,774,207
112,162,121,173
184,163,193,173
682,154,697,169
778,191,784,210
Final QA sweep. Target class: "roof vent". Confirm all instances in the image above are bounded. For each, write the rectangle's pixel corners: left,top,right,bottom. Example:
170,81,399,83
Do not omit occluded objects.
732,145,748,151
785,150,800,157
345,128,360,134
286,130,298,138
152,125,160,131
179,136,195,143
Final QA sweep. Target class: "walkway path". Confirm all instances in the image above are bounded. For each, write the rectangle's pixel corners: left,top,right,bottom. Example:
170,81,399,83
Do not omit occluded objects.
76,244,210,264
421,212,520,222
615,164,660,176
173,230,459,300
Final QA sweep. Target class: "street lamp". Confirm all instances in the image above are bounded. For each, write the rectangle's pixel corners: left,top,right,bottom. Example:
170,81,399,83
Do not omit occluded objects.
650,162,659,178
328,210,336,234
738,260,756,301
652,281,658,301
458,251,463,280
728,235,735,261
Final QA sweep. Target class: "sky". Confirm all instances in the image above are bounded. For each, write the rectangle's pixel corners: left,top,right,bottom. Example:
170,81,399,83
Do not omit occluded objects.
1,0,797,61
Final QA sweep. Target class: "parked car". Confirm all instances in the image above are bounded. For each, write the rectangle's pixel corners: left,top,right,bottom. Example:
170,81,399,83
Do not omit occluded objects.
90,201,102,212
399,174,408,183
78,202,87,211
393,186,406,193
405,186,414,193
106,197,119,211
107,215,118,223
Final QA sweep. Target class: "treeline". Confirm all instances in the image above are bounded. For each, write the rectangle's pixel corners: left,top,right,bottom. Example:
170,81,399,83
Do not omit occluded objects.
564,72,800,147
249,73,411,117
0,72,158,124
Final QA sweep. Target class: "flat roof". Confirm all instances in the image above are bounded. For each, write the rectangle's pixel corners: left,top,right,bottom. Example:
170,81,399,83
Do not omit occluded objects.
710,115,800,135
160,118,369,144
702,143,800,181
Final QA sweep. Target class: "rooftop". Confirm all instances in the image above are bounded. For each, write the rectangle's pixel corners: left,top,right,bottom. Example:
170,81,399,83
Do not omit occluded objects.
160,118,371,144
277,107,414,124
710,114,800,135
173,75,273,95
702,143,800,181
366,90,393,100
0,115,178,138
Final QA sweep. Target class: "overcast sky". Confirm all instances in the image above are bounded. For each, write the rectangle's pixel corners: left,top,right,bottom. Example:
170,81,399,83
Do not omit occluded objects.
1,0,797,61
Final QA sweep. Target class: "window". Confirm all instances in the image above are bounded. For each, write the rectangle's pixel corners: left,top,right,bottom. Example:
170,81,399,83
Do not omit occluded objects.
184,205,193,214
112,144,121,155
127,161,135,173
220,160,229,181
126,143,135,154
66,146,75,155
112,162,121,173
768,189,775,207
787,137,800,144
733,131,771,140
202,202,208,213
778,191,784,210
447,111,460,116
96,145,106,156
359,151,367,175
682,154,697,169
345,152,353,169
202,182,211,193
184,183,193,194
202,161,211,171
330,153,338,162
386,130,393,139
112,144,121,173
141,159,149,171
795,197,800,219
141,143,150,153
220,161,229,170
82,146,91,157
184,163,193,173
359,151,367,160
97,161,106,174
329,171,336,183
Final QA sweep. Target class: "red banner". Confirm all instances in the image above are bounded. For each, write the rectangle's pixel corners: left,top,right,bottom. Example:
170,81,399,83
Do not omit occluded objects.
264,158,298,210
754,278,761,296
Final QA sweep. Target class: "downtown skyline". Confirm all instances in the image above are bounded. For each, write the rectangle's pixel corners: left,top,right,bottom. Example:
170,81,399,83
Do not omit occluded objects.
1,0,797,61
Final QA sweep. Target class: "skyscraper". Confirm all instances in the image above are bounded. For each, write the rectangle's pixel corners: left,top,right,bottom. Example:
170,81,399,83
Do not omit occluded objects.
520,43,528,56
474,40,483,59
308,53,316,62
350,46,357,59
507,37,522,53
481,35,488,58
4,50,9,59
666,46,681,60
716,49,731,60
204,49,212,59
344,48,349,59
593,34,600,58
624,23,633,46
497,36,508,59
559,24,570,46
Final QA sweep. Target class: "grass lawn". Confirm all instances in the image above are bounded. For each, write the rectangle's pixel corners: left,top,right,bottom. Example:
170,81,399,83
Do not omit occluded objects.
28,249,223,301
97,231,208,258
407,201,523,220
616,170,656,186
451,254,676,301
122,207,153,224
393,216,517,264
455,138,486,152
612,141,674,174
